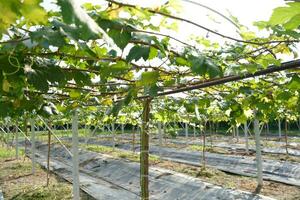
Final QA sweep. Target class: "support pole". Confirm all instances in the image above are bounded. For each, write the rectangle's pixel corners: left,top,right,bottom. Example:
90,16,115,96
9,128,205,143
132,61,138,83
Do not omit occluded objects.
121,124,124,135
266,123,270,140
7,123,11,150
284,119,289,155
46,121,51,187
254,113,263,191
244,122,249,155
278,119,282,140
30,119,36,174
140,98,151,200
163,123,167,143
132,125,135,152
4,125,9,149
158,121,162,158
112,123,115,150
15,125,19,159
24,118,28,159
232,125,236,139
72,111,80,200
185,122,188,143
0,127,5,146
209,122,213,147
202,122,206,169
236,125,239,142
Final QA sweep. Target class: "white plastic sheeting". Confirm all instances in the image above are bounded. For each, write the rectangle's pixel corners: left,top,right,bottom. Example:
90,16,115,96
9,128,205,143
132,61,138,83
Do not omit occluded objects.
84,139,300,187
0,189,3,200
32,143,274,200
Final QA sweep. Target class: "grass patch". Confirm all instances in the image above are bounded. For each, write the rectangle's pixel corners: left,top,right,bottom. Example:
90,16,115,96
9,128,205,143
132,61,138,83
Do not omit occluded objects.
264,154,300,163
82,144,160,164
10,183,72,200
0,157,92,200
0,145,24,159
188,145,228,154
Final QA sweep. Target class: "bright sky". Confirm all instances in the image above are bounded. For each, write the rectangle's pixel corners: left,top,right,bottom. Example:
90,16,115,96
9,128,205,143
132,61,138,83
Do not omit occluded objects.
42,0,298,59
46,0,285,38
96,0,286,43
177,0,284,39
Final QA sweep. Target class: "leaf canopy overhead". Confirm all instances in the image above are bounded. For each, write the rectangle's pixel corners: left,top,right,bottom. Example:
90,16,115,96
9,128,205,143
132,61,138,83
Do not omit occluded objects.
0,0,299,123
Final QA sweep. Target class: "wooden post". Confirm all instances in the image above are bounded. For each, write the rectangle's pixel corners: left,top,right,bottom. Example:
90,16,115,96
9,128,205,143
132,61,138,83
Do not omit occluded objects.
72,111,80,200
140,98,151,200
244,122,249,155
30,119,36,174
254,113,263,191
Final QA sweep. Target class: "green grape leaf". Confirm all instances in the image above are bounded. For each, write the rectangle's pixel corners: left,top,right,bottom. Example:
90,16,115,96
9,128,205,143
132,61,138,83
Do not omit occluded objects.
206,59,222,78
69,90,81,98
21,0,48,24
29,28,67,48
72,71,91,86
190,56,221,78
190,56,206,75
284,14,300,30
27,68,49,92
0,0,47,34
139,71,159,86
126,45,150,62
101,61,130,80
2,79,10,92
108,29,131,50
184,103,195,113
97,19,132,49
269,2,300,30
243,63,259,74
175,57,189,66
57,0,100,40
147,84,161,97
148,47,158,60
287,75,300,90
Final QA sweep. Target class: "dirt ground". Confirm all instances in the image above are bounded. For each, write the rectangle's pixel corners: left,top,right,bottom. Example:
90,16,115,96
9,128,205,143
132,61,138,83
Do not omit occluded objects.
0,155,94,200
